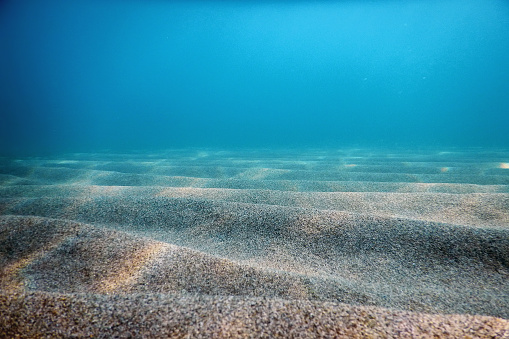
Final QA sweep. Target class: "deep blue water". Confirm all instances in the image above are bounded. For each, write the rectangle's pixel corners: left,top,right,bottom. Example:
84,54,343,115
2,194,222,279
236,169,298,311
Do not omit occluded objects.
1,0,509,155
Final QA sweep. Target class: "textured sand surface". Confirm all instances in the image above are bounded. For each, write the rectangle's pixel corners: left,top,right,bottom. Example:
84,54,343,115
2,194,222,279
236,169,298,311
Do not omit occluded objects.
1,148,508,337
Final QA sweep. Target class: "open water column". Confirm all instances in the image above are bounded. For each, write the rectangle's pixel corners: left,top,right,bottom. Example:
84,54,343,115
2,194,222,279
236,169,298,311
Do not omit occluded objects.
1,0,509,337
1,0,509,151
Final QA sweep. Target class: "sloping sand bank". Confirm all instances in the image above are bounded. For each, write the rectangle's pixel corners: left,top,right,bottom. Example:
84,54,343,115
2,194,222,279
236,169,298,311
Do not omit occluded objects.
1,148,508,337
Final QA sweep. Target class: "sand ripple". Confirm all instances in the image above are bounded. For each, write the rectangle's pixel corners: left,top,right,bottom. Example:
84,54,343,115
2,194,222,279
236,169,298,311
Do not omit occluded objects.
1,149,508,337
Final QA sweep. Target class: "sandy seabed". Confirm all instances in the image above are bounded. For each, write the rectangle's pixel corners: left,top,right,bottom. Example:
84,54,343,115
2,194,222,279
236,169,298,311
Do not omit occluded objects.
0,148,508,338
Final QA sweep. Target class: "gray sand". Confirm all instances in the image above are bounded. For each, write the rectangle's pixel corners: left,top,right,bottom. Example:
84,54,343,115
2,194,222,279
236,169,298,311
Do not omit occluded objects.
1,148,508,337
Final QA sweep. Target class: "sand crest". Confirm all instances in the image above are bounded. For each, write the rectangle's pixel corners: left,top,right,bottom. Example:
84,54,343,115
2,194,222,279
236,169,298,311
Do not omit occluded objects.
1,148,508,337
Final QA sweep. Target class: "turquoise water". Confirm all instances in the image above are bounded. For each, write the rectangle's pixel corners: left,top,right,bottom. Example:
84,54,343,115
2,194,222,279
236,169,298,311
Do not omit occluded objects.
1,0,509,155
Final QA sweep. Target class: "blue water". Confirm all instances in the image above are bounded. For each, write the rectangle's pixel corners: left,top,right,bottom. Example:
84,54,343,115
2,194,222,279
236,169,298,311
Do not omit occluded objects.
1,0,509,155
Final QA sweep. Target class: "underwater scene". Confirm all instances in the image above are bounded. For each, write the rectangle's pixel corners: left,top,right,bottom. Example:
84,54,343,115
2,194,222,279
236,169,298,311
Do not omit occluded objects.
1,0,509,337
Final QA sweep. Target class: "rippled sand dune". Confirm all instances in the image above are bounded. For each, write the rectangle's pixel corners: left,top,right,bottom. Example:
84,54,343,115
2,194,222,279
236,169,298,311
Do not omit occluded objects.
1,148,508,337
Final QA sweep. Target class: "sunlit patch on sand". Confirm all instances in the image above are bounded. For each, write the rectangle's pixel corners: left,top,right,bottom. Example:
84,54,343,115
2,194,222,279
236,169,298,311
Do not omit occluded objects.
191,151,209,160
55,160,79,165
96,242,166,293
500,163,509,169
0,235,72,293
236,168,283,180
